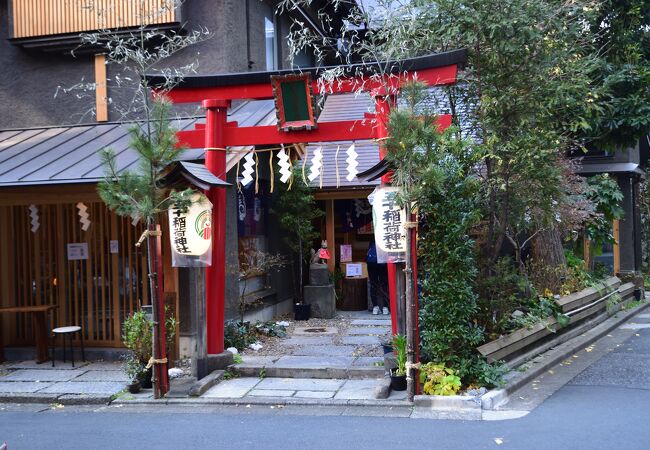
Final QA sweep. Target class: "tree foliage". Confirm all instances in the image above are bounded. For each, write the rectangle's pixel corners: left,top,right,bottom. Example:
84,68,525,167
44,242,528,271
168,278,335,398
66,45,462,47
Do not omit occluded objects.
384,85,493,383
271,168,324,300
278,0,647,383
98,97,194,222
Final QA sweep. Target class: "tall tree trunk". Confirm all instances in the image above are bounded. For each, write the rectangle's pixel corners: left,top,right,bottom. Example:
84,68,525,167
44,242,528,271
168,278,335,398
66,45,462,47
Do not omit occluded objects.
531,227,567,292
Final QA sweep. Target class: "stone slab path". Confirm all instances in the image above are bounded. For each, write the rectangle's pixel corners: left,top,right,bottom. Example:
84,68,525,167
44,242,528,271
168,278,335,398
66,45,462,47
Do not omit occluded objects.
0,360,127,403
235,310,392,379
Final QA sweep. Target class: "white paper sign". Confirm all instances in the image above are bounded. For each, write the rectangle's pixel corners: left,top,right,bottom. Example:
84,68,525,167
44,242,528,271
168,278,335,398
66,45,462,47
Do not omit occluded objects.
109,240,119,254
67,243,89,260
346,263,362,277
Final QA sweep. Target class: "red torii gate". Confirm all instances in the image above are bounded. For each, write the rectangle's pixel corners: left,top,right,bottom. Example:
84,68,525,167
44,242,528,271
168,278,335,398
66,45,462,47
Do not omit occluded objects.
150,49,467,355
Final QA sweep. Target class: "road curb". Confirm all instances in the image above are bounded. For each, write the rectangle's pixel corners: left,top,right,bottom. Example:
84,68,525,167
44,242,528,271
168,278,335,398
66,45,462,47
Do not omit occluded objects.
482,300,650,410
113,395,412,408
0,392,111,405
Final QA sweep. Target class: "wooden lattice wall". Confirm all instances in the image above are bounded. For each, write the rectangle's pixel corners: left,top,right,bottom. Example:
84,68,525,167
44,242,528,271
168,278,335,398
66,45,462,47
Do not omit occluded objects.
0,202,151,347
11,0,177,39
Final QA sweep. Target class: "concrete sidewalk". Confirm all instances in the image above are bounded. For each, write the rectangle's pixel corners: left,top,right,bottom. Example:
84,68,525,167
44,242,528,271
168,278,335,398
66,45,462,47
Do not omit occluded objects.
0,360,126,404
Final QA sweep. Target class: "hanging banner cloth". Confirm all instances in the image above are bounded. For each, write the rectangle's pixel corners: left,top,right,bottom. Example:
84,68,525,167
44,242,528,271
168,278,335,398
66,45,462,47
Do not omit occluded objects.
370,186,406,263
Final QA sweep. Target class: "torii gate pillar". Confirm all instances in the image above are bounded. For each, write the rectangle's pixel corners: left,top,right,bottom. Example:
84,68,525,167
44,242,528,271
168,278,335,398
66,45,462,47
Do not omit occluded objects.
373,92,400,336
203,99,230,354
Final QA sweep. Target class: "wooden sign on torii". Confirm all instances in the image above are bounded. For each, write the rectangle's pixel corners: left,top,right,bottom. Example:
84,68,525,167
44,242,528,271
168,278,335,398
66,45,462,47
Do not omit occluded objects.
146,49,467,356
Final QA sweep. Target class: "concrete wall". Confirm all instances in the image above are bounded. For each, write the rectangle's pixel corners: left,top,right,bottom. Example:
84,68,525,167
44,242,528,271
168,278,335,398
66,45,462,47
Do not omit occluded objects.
0,4,95,128
0,0,292,128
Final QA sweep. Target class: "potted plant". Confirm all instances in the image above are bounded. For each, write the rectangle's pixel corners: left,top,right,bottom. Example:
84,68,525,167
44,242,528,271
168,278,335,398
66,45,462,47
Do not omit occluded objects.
122,308,177,389
294,302,311,321
390,334,407,391
123,353,144,393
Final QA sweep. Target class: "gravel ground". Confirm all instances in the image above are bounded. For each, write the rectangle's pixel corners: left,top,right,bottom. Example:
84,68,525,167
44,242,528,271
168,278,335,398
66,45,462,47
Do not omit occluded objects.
239,312,388,358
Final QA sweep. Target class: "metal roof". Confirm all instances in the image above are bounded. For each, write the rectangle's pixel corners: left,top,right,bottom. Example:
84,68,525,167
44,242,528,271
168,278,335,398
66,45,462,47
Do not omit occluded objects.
0,100,276,187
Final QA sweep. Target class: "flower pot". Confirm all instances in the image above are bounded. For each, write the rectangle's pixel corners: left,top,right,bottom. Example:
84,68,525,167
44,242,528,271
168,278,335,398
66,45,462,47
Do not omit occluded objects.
127,380,141,394
634,288,642,301
294,303,311,321
390,372,407,391
139,367,153,389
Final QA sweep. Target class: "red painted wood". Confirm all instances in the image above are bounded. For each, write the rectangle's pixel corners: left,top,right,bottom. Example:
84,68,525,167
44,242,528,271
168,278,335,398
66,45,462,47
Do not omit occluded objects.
203,99,229,355
164,65,458,104
177,115,452,149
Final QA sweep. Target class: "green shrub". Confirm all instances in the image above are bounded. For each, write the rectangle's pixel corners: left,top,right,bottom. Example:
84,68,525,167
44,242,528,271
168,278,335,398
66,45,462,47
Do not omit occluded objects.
224,320,257,351
122,308,177,368
419,363,462,396
477,257,531,337
416,138,487,384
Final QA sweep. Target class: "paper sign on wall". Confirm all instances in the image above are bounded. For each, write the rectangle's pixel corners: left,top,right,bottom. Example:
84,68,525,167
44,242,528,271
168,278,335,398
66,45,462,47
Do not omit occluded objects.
340,244,352,262
109,240,119,254
345,263,362,277
67,243,89,260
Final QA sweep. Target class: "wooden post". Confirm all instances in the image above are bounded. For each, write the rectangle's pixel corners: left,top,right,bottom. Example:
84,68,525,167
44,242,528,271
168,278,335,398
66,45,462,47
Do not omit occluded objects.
583,237,590,268
0,206,11,362
326,199,335,273
110,213,121,346
95,54,108,122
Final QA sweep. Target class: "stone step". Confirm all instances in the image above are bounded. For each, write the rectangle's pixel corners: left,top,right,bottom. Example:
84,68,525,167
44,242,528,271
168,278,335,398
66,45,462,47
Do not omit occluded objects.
233,355,385,379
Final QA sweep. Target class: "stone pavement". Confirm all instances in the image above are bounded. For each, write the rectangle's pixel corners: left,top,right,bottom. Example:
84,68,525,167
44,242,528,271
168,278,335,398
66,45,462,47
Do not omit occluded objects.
0,360,126,404
234,310,392,379
201,377,406,401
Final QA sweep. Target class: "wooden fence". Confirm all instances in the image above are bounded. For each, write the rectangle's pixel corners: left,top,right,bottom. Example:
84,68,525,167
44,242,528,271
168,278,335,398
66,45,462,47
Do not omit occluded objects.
0,202,151,347
11,0,176,39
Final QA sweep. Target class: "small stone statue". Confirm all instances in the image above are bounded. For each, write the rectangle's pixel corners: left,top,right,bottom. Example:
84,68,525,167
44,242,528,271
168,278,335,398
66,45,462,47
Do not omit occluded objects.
310,240,330,265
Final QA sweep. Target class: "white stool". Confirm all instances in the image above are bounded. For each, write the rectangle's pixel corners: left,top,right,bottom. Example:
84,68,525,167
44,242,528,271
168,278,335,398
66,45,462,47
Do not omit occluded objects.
51,326,85,367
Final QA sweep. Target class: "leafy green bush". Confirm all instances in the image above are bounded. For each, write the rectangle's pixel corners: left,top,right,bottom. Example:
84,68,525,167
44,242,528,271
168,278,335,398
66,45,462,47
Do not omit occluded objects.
122,308,176,358
414,133,488,384
477,257,531,337
224,320,257,351
255,321,287,338
419,363,462,396
122,310,153,365
224,320,289,351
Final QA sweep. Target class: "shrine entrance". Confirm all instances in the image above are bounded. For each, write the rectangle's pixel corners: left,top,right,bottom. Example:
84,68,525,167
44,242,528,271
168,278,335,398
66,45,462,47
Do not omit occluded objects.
148,49,467,355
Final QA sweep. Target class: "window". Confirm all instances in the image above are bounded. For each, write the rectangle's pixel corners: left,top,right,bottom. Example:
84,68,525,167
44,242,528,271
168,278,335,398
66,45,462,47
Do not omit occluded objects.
265,15,277,71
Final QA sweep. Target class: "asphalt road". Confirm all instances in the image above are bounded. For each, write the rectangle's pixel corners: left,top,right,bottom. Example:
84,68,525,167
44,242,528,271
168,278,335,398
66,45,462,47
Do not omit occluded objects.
2,312,650,450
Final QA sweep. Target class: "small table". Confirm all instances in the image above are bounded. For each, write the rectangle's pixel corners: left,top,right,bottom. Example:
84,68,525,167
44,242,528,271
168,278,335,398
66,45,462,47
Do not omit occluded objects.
0,305,57,363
